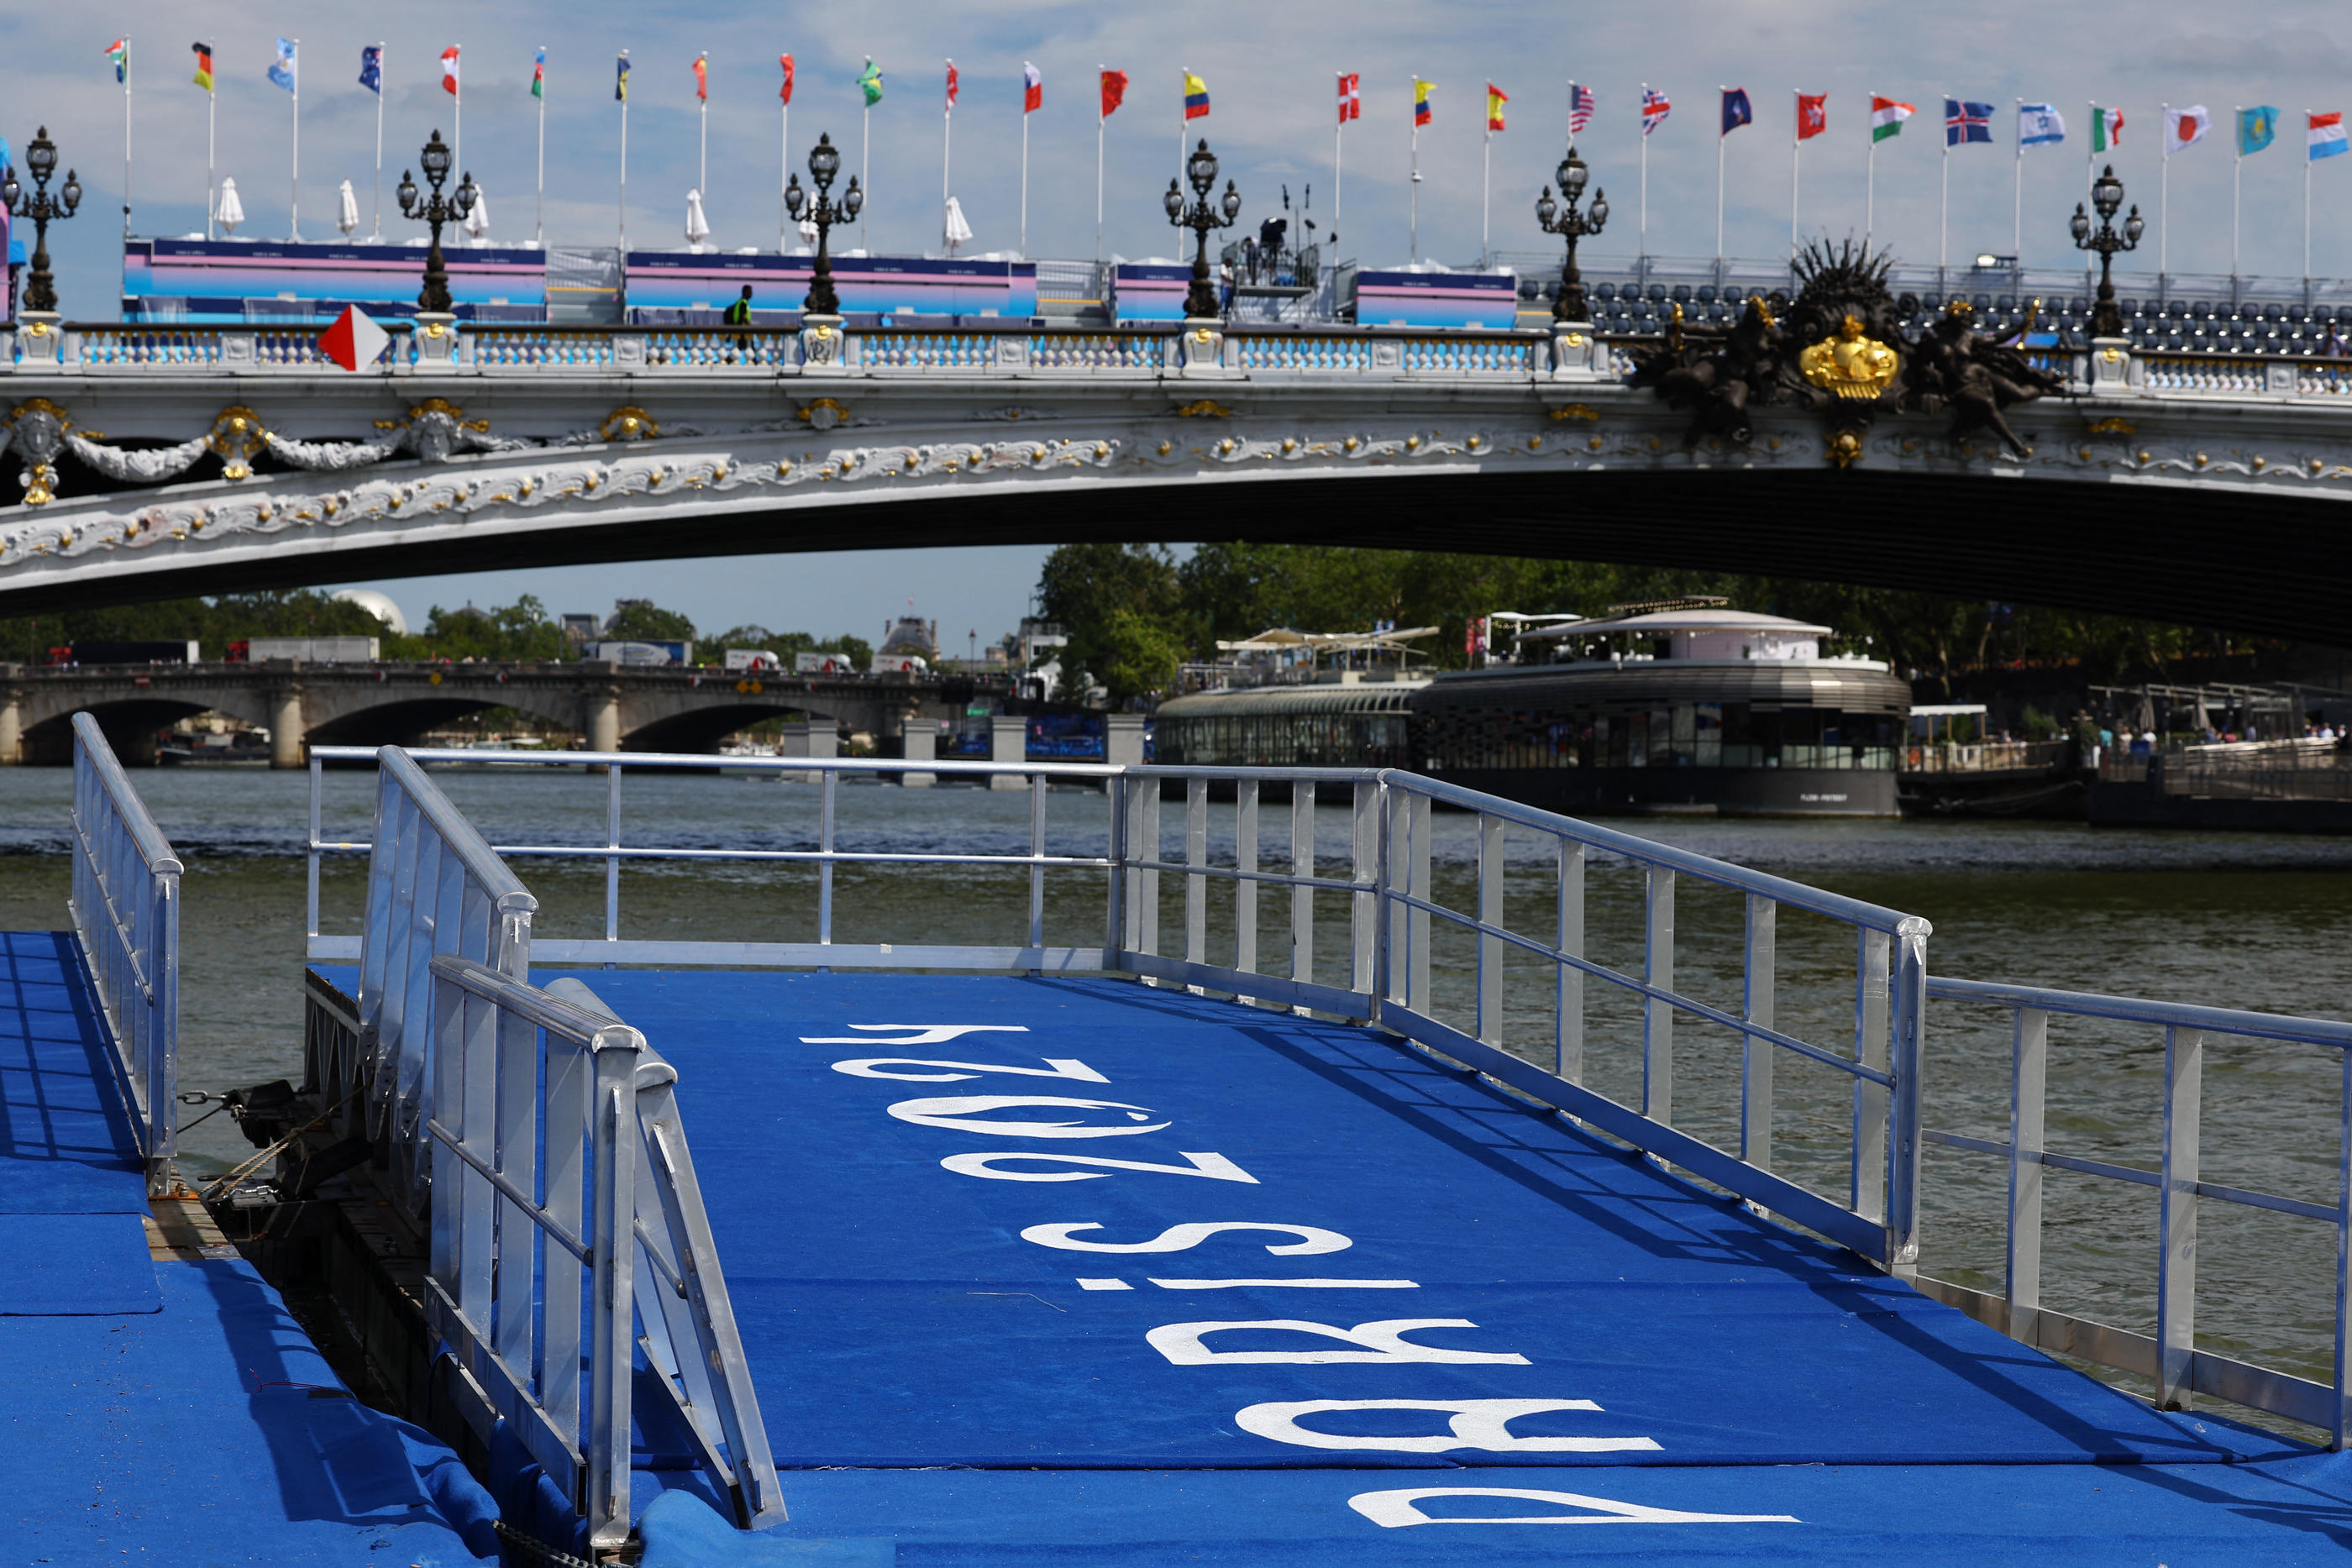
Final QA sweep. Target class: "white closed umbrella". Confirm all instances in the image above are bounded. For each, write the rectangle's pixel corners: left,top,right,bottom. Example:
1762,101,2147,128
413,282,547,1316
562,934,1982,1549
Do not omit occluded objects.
464,189,490,246
216,177,244,235
943,196,974,254
685,187,711,249
797,214,820,246
337,180,360,237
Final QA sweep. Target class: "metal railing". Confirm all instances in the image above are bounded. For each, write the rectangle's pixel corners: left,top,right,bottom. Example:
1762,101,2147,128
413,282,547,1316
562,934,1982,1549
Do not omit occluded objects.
1917,979,2352,1445
67,712,181,1196
424,953,780,1547
1901,739,2072,775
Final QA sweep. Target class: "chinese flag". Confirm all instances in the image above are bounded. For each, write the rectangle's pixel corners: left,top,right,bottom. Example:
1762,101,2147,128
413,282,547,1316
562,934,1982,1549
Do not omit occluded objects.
1100,68,1128,119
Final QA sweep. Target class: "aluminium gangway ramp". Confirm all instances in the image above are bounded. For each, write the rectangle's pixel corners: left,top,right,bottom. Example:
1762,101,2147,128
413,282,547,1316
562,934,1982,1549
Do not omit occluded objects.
0,930,499,1564
455,964,2352,1565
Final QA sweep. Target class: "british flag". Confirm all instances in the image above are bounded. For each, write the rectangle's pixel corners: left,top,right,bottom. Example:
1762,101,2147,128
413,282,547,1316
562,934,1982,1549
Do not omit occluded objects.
1569,83,1595,136
1641,84,1670,137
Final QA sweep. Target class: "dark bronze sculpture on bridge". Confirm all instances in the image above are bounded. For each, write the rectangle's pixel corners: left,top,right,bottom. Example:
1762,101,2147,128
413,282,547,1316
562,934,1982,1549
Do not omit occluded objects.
1626,239,2062,463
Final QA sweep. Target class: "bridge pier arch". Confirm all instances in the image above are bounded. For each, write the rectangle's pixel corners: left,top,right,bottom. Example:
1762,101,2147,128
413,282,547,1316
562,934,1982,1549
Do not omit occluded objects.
0,678,21,765
584,683,622,761
269,684,304,769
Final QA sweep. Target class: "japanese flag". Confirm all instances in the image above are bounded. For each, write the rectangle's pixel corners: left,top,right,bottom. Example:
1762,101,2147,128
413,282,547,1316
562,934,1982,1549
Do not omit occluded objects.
319,305,390,372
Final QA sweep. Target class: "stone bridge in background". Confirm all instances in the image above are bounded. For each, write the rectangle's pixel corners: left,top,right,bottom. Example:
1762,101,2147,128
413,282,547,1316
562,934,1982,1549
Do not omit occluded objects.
0,317,2349,643
0,658,968,766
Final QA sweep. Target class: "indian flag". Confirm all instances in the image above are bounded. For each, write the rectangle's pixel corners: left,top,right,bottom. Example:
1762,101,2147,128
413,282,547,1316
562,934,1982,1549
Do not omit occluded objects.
2092,105,2124,153
1871,96,1914,143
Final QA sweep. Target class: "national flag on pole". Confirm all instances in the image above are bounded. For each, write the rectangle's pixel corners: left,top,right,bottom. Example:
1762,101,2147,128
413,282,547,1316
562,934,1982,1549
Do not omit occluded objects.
2166,105,2209,154
1184,71,1210,120
360,45,381,94
693,53,708,102
858,58,884,107
1100,69,1127,118
779,54,794,104
1337,72,1360,124
531,48,544,100
1871,96,1915,142
192,41,214,92
1485,82,1508,133
1797,93,1827,139
318,305,390,373
2237,106,2279,156
2092,105,2124,151
1945,99,1992,145
1413,79,1433,127
103,39,127,84
1024,61,1042,113
441,46,459,97
615,52,629,102
2311,112,2348,161
945,60,958,108
1641,86,1670,136
1569,83,1595,135
267,38,297,94
2019,103,2065,146
1721,87,1752,135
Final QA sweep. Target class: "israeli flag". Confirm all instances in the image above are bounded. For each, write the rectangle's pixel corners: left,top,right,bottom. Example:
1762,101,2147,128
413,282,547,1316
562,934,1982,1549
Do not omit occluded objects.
2019,103,2065,147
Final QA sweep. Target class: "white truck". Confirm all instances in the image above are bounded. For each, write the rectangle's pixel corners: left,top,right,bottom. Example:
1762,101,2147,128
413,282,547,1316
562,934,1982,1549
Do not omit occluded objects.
724,649,782,672
586,640,691,667
243,636,380,663
869,653,929,676
795,652,858,676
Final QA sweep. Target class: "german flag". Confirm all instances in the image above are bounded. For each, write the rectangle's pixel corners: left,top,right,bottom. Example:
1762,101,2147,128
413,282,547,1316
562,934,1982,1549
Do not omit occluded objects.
191,41,213,92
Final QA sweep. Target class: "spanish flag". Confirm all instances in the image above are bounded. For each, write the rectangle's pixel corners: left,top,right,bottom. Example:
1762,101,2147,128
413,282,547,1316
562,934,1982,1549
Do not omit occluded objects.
1183,70,1210,121
1485,82,1508,133
1414,79,1433,128
191,40,214,92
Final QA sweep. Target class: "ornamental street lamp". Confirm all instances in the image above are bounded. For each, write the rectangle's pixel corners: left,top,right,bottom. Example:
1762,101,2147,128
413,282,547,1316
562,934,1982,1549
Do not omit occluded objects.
1166,139,1242,320
2,128,83,315
396,130,477,314
1534,149,1608,323
783,133,863,315
2071,164,2144,340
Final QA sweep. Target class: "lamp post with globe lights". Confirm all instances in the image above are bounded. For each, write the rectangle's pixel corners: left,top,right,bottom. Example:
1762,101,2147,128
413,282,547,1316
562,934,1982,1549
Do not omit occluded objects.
1536,149,1608,324
1166,139,1242,320
2071,164,2143,342
396,130,476,315
2,128,83,316
784,134,863,316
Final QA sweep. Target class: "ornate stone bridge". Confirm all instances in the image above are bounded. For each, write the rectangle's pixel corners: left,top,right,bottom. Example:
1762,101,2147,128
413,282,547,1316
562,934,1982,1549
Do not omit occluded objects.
0,657,962,766
2,312,2349,642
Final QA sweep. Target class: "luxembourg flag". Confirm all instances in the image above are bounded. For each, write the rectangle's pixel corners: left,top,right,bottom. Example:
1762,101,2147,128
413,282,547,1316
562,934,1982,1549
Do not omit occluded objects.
2313,112,2349,161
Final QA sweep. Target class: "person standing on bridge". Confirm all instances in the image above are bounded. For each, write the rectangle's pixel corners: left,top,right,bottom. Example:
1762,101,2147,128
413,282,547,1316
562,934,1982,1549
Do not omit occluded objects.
724,284,753,358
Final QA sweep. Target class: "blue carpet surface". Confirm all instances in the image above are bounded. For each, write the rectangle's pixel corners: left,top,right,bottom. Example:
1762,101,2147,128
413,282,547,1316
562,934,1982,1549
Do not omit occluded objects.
536,970,2283,1473
0,1212,160,1313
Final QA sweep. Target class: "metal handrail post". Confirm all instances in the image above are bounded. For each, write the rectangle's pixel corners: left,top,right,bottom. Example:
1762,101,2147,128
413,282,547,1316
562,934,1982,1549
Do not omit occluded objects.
2156,1025,2205,1410
1183,778,1207,989
1289,781,1315,1011
1102,774,1127,966
1642,866,1675,1124
1234,780,1259,1002
2335,1051,2352,1449
1405,792,1431,1014
1475,812,1504,1045
1556,837,1584,1083
1741,894,1776,1170
585,1023,643,1548
1852,929,1893,1225
2008,1006,2050,1337
1885,926,1928,1274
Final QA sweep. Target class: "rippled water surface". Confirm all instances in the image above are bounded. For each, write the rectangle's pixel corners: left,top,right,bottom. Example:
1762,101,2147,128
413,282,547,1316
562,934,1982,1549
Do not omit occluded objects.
9,764,2351,1427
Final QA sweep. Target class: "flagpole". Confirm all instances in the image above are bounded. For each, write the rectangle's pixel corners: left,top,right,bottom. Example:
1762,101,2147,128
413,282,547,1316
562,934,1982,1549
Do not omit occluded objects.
2307,108,2314,284
535,50,545,247
454,55,462,190
700,55,710,200
2086,101,2096,299
375,43,386,239
2160,102,2169,291
1866,90,1876,247
1790,90,1798,261
620,53,630,250
122,39,131,243
291,41,301,242
1939,90,1949,290
1095,66,1105,265
781,87,790,253
943,60,953,249
1481,119,1491,268
2232,106,2242,285
2013,99,2023,262
1334,74,1343,254
1410,80,1420,265
1715,86,1726,267
862,97,871,253
1021,103,1032,260
207,69,216,240
1639,81,1648,264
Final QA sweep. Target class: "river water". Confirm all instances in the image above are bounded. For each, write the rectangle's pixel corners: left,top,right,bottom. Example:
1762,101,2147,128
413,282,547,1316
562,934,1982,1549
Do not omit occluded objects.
10,764,2351,1430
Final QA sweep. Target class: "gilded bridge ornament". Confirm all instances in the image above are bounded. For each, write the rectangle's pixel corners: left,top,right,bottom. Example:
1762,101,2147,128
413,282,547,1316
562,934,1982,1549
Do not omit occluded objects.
1799,316,1900,401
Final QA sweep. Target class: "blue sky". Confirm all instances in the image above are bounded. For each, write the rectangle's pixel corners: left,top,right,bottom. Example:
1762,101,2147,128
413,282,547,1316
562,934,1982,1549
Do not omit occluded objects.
8,1,2352,640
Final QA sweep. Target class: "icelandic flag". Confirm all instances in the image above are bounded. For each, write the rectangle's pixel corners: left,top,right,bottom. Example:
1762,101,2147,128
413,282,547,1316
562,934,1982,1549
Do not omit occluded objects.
2019,103,2064,146
1945,99,1992,145
267,38,297,94
2312,112,2349,161
1721,87,1751,135
318,305,389,373
359,45,381,94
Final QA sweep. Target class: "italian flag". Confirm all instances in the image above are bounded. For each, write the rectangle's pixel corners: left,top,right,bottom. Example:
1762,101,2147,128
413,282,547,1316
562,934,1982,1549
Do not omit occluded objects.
2092,105,2124,152
1871,96,1914,143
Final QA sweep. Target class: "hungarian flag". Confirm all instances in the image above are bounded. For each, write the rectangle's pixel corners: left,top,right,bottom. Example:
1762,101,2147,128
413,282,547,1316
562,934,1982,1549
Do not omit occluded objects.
1797,93,1827,140
1337,72,1360,124
1023,61,1042,113
1100,69,1127,119
318,306,390,373
1871,96,1914,143
2091,105,2124,152
1485,82,1508,133
441,45,459,96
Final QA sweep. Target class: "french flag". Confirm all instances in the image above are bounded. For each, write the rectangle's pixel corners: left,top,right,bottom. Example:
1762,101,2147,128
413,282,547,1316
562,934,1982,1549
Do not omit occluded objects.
2313,112,2348,161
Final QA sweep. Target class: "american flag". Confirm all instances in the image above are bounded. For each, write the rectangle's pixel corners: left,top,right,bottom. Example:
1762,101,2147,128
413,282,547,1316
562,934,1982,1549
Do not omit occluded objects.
1641,84,1670,137
1569,83,1595,135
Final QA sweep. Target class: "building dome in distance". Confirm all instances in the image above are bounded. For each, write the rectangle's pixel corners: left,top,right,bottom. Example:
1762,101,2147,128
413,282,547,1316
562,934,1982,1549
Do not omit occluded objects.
331,588,409,637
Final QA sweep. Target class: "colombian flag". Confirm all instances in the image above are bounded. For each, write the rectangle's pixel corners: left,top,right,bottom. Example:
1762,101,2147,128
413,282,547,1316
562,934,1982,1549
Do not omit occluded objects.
1414,79,1433,127
1184,71,1210,121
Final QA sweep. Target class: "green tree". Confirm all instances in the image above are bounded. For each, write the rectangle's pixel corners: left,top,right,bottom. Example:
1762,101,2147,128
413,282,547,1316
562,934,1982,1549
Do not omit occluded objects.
1086,607,1189,705
1039,543,1184,698
605,600,698,643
